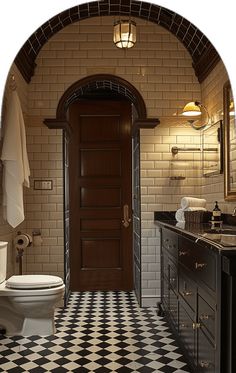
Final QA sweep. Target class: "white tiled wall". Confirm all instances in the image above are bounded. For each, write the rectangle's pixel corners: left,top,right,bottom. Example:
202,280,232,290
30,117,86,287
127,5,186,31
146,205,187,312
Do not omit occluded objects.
0,16,231,305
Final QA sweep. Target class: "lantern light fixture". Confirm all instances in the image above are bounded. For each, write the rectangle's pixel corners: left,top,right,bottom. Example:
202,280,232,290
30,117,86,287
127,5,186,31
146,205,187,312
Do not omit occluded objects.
113,20,136,49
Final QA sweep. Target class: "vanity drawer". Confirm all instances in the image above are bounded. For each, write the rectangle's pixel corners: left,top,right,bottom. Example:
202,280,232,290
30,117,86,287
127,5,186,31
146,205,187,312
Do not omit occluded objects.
162,228,178,258
198,295,216,342
179,237,216,292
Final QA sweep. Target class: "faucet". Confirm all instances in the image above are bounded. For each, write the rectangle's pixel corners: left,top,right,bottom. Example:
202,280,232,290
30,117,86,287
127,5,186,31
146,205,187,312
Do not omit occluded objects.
232,207,236,216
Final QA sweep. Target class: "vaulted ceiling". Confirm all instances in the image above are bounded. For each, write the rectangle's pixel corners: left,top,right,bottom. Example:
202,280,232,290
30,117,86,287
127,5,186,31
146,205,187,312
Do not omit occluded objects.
15,0,220,83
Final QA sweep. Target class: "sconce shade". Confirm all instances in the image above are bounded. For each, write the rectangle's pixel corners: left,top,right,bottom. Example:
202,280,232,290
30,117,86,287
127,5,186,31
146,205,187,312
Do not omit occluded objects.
113,20,136,49
230,100,235,116
182,101,201,116
182,101,209,130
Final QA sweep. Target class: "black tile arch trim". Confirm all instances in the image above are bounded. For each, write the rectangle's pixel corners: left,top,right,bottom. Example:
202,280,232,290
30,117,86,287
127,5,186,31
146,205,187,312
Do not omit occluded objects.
14,0,220,83
0,291,190,372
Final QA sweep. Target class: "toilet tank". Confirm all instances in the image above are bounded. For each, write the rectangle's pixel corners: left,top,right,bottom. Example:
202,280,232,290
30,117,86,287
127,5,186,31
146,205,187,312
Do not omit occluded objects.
0,241,8,284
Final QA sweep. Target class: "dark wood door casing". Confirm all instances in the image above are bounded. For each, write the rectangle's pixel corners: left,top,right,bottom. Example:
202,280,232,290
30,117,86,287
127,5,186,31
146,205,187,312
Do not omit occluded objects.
69,100,133,291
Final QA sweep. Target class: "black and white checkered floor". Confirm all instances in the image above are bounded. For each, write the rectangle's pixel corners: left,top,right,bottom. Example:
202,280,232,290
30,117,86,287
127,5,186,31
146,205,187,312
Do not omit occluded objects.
0,292,190,372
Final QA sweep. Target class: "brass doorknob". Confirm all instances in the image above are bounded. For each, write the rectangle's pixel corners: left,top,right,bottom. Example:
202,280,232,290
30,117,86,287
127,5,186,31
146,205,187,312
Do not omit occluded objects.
122,204,132,228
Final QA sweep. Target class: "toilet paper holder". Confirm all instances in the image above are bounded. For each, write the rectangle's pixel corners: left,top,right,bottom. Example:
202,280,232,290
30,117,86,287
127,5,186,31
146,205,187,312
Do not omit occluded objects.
14,232,33,275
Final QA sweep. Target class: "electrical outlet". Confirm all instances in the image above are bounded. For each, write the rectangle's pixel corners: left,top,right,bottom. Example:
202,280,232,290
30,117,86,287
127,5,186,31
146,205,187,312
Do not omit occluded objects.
34,180,53,190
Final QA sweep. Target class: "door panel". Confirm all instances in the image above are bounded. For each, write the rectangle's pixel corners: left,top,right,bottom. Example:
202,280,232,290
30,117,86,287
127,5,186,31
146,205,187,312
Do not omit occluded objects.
69,100,133,291
81,239,121,268
81,149,121,176
80,187,121,207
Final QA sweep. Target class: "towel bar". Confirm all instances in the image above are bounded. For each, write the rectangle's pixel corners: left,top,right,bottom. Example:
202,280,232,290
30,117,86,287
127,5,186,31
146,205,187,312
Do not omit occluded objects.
171,146,218,155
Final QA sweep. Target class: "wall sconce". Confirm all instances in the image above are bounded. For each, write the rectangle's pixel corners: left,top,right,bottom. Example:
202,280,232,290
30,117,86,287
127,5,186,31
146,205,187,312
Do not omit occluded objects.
230,100,235,116
113,20,136,49
182,101,210,130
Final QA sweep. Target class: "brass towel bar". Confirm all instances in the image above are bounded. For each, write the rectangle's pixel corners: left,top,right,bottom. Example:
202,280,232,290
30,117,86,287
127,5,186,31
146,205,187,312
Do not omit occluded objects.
171,146,218,155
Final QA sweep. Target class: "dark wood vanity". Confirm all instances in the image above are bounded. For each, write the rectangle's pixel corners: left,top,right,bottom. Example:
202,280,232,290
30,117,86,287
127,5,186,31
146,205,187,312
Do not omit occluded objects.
156,219,236,373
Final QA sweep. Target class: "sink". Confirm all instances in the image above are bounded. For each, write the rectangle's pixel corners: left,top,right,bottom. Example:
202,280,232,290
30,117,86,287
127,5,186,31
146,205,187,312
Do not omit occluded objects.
220,230,236,235
204,229,236,235
201,229,236,246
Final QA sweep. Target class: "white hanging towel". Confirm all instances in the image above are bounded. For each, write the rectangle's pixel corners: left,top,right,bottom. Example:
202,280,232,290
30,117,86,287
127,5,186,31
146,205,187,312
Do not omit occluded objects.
1,90,30,228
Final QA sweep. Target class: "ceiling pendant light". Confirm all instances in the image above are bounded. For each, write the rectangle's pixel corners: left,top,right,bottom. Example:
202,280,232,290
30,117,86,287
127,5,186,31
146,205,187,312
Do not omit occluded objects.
113,20,136,49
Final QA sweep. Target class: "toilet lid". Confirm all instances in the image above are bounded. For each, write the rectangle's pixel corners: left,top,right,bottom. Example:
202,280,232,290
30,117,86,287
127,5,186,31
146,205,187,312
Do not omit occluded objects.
6,275,64,289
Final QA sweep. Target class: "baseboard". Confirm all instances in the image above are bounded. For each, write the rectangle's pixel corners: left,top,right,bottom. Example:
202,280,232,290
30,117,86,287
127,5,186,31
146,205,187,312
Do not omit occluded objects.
141,294,161,307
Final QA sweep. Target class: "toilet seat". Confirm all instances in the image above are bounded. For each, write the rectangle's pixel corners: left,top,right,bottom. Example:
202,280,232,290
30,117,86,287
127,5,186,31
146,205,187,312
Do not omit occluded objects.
6,275,63,289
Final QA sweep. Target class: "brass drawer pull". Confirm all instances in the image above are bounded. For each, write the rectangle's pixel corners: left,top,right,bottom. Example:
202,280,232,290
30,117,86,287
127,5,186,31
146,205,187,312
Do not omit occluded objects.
179,250,188,256
199,314,211,320
199,361,211,368
195,262,207,270
182,291,192,297
192,322,201,330
180,323,189,328
170,277,176,283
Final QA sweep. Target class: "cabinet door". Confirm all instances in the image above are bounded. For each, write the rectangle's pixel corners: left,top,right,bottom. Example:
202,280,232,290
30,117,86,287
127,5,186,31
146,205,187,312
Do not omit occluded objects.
169,288,178,327
198,294,216,343
179,300,197,366
198,328,215,372
162,276,169,310
179,270,197,312
162,228,178,258
169,259,178,293
179,236,216,293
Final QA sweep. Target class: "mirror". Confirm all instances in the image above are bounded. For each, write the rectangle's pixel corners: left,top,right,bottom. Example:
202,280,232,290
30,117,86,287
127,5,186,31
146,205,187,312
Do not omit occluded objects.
224,80,236,200
202,120,223,177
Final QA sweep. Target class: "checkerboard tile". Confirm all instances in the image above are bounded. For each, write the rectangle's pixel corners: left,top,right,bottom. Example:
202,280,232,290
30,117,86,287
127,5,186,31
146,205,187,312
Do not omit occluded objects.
0,292,190,372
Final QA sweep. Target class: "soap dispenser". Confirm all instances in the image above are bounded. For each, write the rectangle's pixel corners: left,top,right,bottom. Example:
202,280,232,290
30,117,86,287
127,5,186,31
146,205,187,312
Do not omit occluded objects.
211,201,222,229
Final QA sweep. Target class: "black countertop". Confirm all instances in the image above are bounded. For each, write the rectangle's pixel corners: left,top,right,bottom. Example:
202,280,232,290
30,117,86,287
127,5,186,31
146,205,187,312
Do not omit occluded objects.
154,215,236,254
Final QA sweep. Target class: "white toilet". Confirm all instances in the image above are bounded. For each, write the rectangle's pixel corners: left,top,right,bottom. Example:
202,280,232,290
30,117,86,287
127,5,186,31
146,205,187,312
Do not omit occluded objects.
0,241,65,336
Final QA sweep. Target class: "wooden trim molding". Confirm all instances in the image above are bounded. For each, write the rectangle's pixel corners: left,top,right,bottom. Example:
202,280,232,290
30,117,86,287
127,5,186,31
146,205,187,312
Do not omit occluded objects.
132,118,160,135
43,119,72,134
44,74,160,135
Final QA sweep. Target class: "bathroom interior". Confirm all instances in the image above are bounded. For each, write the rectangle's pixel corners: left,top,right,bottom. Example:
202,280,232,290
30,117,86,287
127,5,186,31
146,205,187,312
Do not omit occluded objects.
0,1,236,372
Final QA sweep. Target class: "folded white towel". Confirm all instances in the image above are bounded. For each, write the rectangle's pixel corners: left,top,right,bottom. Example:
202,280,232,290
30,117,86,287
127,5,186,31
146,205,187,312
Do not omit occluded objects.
181,197,206,210
1,90,30,228
175,207,207,222
176,221,185,229
175,209,185,222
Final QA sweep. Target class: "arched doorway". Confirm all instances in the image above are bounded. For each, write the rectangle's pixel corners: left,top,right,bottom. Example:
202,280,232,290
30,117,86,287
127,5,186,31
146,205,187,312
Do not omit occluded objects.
44,74,159,305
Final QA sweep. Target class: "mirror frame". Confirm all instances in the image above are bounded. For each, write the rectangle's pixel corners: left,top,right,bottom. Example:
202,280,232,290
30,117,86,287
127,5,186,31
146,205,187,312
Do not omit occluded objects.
224,80,236,200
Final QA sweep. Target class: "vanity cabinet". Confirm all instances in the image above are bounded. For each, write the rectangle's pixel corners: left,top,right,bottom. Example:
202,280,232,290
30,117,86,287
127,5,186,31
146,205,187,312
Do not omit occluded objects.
160,227,221,372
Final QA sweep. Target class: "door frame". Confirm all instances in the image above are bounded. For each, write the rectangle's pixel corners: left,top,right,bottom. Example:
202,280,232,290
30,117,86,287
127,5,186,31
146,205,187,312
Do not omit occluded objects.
44,74,159,305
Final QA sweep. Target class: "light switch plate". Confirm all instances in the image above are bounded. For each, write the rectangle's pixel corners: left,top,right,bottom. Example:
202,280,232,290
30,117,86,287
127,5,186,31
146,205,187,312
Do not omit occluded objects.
34,180,53,190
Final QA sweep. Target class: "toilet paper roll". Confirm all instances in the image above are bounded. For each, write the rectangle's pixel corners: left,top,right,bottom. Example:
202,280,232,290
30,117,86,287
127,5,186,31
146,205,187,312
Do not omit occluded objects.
14,233,32,249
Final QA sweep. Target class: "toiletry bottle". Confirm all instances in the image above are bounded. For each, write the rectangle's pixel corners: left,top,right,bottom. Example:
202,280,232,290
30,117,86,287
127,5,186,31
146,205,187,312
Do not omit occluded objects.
212,201,221,222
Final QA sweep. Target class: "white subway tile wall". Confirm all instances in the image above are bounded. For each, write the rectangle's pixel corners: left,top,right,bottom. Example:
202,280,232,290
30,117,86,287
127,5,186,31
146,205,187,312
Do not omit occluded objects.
0,16,231,304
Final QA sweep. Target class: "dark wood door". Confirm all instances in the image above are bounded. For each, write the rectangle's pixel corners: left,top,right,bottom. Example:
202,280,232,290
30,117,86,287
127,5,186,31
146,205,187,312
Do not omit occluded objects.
69,100,133,291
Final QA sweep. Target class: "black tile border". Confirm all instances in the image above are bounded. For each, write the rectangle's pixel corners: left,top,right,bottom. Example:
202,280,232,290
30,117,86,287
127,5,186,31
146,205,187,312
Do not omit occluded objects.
14,0,220,83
